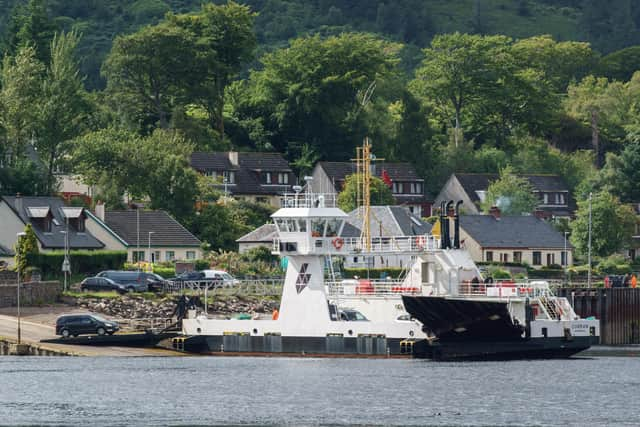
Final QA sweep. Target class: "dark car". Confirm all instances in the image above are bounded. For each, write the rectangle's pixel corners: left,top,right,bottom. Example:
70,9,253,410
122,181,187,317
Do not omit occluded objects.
96,271,150,292
80,276,128,294
56,314,119,338
144,273,168,293
169,271,207,283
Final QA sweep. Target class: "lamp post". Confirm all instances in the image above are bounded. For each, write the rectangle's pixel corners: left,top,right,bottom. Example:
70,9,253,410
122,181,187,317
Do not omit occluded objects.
136,206,140,271
60,227,70,292
16,231,26,344
148,231,155,272
587,192,593,287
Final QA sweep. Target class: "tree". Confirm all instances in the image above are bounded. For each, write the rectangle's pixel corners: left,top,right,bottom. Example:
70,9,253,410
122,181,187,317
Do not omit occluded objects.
481,167,538,215
15,223,39,273
2,0,58,65
233,33,401,159
167,1,257,135
337,173,395,212
0,157,48,196
102,22,196,130
37,30,90,193
570,192,636,258
598,46,640,82
587,141,640,203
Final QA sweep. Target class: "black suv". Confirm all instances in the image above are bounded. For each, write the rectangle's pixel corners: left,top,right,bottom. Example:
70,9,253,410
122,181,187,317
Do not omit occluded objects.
56,314,119,338
80,276,128,294
96,271,153,292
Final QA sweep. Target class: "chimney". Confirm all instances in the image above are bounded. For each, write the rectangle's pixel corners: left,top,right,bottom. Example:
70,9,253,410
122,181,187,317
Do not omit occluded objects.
95,200,105,222
15,193,23,215
489,206,501,219
228,151,239,167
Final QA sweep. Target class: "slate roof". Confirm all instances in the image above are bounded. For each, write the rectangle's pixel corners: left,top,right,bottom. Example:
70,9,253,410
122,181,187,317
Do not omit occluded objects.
319,161,422,182
460,215,570,249
191,152,234,171
236,223,277,243
104,210,201,247
454,173,570,205
0,244,14,257
1,196,104,249
346,206,432,237
237,152,290,171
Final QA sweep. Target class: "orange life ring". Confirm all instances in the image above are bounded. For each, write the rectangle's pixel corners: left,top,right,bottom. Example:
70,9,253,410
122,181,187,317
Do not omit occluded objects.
332,237,344,250
415,235,426,249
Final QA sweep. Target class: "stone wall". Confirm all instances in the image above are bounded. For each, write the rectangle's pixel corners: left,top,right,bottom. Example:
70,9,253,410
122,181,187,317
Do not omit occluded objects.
0,271,18,285
0,281,62,308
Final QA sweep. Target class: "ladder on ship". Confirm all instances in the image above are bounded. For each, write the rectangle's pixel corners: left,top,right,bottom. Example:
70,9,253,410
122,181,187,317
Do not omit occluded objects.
539,296,561,320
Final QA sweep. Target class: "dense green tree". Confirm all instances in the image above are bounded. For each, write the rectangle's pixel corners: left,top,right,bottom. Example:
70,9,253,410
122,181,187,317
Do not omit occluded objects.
233,33,401,159
570,192,636,258
15,223,39,273
2,0,58,64
102,22,196,130
481,167,538,215
337,173,395,212
0,157,48,196
598,46,640,82
583,141,640,203
37,30,90,193
167,1,257,135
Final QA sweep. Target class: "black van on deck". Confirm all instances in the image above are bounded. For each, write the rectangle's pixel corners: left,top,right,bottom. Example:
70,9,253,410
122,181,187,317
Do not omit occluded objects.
56,314,119,338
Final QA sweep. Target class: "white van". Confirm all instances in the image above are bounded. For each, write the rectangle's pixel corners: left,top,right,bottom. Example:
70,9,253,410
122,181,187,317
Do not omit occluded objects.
201,270,240,287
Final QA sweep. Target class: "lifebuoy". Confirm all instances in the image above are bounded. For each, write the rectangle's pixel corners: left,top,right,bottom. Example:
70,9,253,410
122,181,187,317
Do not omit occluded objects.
415,235,426,249
332,237,344,250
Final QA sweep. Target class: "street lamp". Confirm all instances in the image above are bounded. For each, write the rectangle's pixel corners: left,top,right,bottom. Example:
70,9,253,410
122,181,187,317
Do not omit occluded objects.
587,192,593,287
148,231,155,271
16,231,26,344
60,228,70,292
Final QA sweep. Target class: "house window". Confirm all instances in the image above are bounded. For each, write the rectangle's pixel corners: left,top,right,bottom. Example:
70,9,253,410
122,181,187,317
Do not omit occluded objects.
561,251,567,266
543,193,549,204
547,253,555,266
186,251,196,260
353,256,358,263
533,251,541,266
514,251,522,263
410,183,416,194
204,171,217,179
392,182,403,194
153,251,161,263
278,173,288,184
486,251,493,262
133,251,145,262
416,183,422,194
165,251,175,261
265,172,272,184
223,171,235,184
500,253,509,263
256,197,268,204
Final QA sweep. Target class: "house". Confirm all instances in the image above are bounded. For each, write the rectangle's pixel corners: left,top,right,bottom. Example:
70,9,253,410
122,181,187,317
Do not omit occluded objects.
0,195,105,260
458,209,572,269
310,162,432,217
85,204,202,263
435,173,574,218
191,151,294,207
235,206,431,269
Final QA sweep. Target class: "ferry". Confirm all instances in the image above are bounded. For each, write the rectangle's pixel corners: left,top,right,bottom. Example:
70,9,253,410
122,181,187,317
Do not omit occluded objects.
177,189,600,359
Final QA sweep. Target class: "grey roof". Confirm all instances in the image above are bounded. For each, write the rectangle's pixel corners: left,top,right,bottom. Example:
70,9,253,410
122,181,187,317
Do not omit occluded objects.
319,161,422,182
191,152,233,171
237,152,290,171
0,244,14,257
2,196,104,250
346,206,432,237
236,223,277,243
460,215,571,249
104,210,201,247
454,173,570,205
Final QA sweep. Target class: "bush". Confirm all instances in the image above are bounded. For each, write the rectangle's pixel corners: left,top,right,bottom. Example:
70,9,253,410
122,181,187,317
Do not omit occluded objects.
153,266,176,278
27,250,127,276
195,259,210,270
489,268,512,280
342,268,404,279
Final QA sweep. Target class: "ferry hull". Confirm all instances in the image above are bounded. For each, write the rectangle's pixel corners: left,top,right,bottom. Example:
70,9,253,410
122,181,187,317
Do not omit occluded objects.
412,336,597,361
179,334,409,357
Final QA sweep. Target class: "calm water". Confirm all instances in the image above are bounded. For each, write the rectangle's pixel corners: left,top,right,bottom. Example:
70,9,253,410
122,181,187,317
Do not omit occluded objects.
0,355,638,426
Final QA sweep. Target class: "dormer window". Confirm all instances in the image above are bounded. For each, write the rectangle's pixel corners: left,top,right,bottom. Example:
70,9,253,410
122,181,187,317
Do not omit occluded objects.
278,173,289,185
204,171,218,179
223,171,235,184
265,172,272,184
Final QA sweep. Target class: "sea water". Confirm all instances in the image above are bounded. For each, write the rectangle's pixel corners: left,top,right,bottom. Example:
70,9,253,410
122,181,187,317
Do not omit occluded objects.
0,355,638,426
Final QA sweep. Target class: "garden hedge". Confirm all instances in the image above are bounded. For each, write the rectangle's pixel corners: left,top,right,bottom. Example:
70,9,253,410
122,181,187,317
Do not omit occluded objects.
27,250,127,276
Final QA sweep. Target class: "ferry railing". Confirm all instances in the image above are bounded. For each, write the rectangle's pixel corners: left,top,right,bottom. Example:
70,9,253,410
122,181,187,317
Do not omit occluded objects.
273,234,439,254
163,278,283,296
279,192,337,208
457,280,555,299
112,317,174,331
326,280,426,297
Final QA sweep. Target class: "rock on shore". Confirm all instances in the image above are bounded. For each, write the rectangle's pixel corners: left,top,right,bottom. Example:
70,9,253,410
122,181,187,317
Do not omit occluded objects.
74,295,279,319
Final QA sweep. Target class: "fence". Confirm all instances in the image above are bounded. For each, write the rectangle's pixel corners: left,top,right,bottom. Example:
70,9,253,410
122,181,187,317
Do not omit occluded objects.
163,279,283,296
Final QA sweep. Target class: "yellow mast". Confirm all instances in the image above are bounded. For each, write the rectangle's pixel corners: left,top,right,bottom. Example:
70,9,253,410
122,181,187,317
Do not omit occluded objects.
355,138,372,251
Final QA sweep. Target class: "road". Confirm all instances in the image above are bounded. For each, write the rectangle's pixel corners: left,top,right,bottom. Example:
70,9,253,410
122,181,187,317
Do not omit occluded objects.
0,314,182,356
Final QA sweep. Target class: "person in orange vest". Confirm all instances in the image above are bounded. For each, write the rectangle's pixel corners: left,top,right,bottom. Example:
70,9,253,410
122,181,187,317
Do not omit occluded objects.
272,308,279,320
631,274,638,288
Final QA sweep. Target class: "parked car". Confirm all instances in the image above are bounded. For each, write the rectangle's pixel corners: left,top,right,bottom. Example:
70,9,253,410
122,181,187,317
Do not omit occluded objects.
169,271,207,283
201,270,240,288
96,271,150,292
144,273,167,293
80,276,129,294
56,314,119,338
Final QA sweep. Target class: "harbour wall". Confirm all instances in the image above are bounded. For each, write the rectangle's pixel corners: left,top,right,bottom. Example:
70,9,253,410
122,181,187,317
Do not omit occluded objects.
0,281,62,308
0,338,77,356
558,288,640,345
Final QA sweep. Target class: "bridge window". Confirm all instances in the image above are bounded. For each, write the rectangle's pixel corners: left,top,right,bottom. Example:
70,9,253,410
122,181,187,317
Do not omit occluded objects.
326,219,340,237
311,219,325,237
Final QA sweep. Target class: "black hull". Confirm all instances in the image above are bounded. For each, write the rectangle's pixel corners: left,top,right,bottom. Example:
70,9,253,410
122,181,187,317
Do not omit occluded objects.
179,335,409,357
412,336,596,361
402,295,598,361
